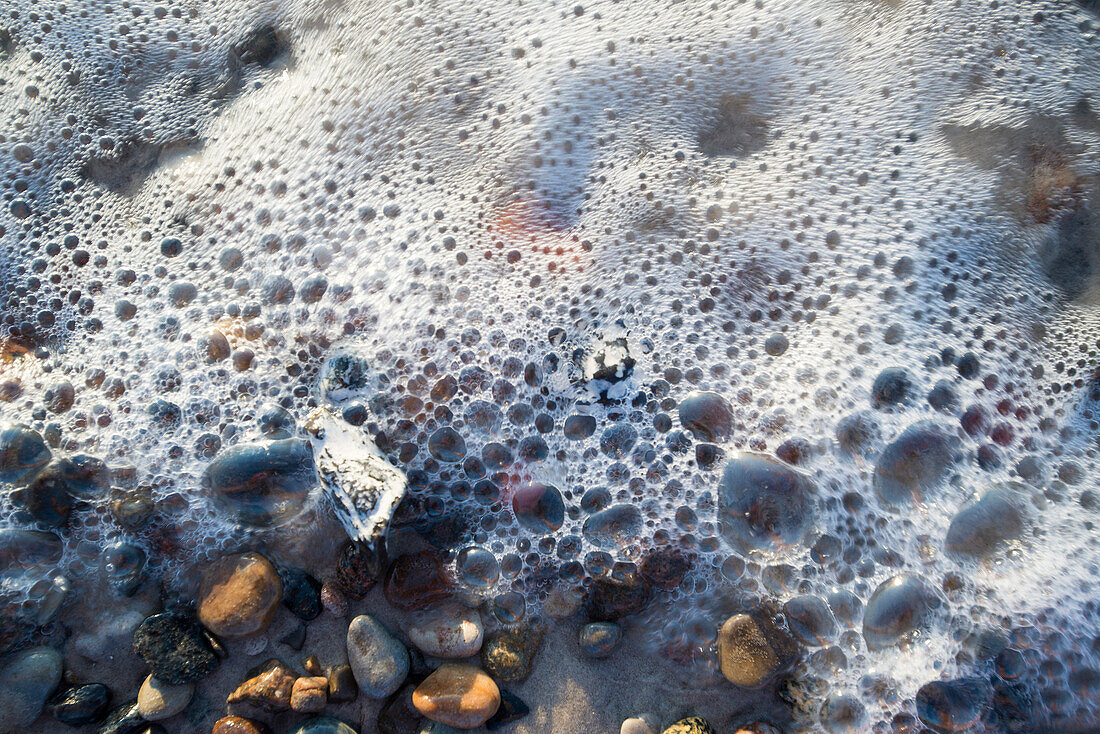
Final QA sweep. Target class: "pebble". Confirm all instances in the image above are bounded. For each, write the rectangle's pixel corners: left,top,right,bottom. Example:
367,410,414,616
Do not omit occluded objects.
0,527,63,576
621,714,658,734
291,676,329,713
588,576,652,620
287,716,358,734
718,612,799,688
47,683,111,726
412,663,501,729
0,646,63,731
278,565,323,620
226,658,297,712
0,424,51,481
544,584,584,618
480,624,544,682
717,453,815,553
377,684,421,734
383,551,454,612
638,546,692,591
136,674,193,720
94,700,143,734
347,614,410,698
279,623,307,651
102,542,148,597
407,602,484,659
320,580,349,617
579,622,622,658
873,422,955,506
485,689,530,731
133,613,220,684
870,367,912,407
200,438,316,527
511,482,565,533
335,541,383,599
198,552,283,637
582,504,642,548
326,664,358,702
783,595,838,646
213,716,272,734
677,391,734,442
661,716,716,734
862,574,942,651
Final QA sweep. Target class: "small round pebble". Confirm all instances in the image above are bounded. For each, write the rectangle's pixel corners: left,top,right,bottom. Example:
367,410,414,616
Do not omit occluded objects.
346,614,410,698
137,674,193,720
718,612,798,688
407,602,484,659
198,552,283,637
412,663,501,729
212,716,272,734
579,622,622,658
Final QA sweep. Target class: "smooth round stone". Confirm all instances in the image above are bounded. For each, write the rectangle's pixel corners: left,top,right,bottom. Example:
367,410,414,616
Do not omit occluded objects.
579,622,622,658
0,646,63,728
582,504,642,548
346,614,409,698
511,482,564,533
412,663,501,729
137,674,193,720
102,542,147,597
132,613,219,684
428,427,467,462
47,683,111,726
661,716,716,734
621,714,658,734
407,602,484,659
717,453,815,554
862,575,943,651
563,415,597,440
783,595,838,646
0,528,62,578
213,716,272,734
945,484,1031,559
456,546,499,588
718,612,798,688
873,422,955,506
198,552,283,638
287,716,357,734
678,392,733,442
0,425,51,481
916,679,987,732
10,461,77,527
200,438,317,527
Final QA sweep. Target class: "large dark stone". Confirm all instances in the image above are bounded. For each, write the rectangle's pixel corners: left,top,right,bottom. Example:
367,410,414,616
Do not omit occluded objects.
132,613,220,684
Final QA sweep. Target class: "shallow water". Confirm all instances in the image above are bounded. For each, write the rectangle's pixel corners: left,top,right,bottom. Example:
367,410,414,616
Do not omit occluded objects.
2,0,1100,730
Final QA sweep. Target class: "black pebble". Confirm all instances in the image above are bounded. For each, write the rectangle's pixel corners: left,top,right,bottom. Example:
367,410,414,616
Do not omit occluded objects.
132,613,220,684
486,689,530,730
278,565,323,620
48,683,111,726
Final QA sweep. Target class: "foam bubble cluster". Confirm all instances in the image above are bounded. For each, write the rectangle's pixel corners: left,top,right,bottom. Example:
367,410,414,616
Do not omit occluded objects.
2,0,1100,728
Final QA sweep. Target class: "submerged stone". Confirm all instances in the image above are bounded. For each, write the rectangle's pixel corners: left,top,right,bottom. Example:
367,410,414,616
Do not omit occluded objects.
862,575,942,651
717,453,815,554
945,484,1032,559
582,504,642,548
916,679,987,733
512,482,565,534
200,438,317,528
874,422,956,506
678,392,733,442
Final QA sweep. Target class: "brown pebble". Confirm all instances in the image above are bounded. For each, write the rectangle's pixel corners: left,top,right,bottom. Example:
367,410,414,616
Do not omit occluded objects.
321,580,349,617
290,675,328,713
326,663,359,703
303,655,322,675
335,540,383,599
212,715,272,734
326,664,358,703
412,663,500,729
226,658,297,712
383,550,454,612
718,612,799,688
198,552,283,638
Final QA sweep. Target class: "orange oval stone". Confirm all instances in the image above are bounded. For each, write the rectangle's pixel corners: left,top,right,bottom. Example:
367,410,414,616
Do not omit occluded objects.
412,663,500,729
198,552,283,637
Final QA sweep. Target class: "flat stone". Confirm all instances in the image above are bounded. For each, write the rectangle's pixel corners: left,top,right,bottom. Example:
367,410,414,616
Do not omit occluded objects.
226,658,297,712
718,612,798,688
47,683,111,726
480,624,544,682
212,716,272,734
0,646,63,731
198,552,283,638
291,675,329,713
412,663,501,729
347,614,409,698
132,612,219,684
407,602,484,659
136,674,193,720
661,717,716,734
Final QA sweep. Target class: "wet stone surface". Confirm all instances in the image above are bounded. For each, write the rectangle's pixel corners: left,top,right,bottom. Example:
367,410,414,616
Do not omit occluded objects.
132,613,220,685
